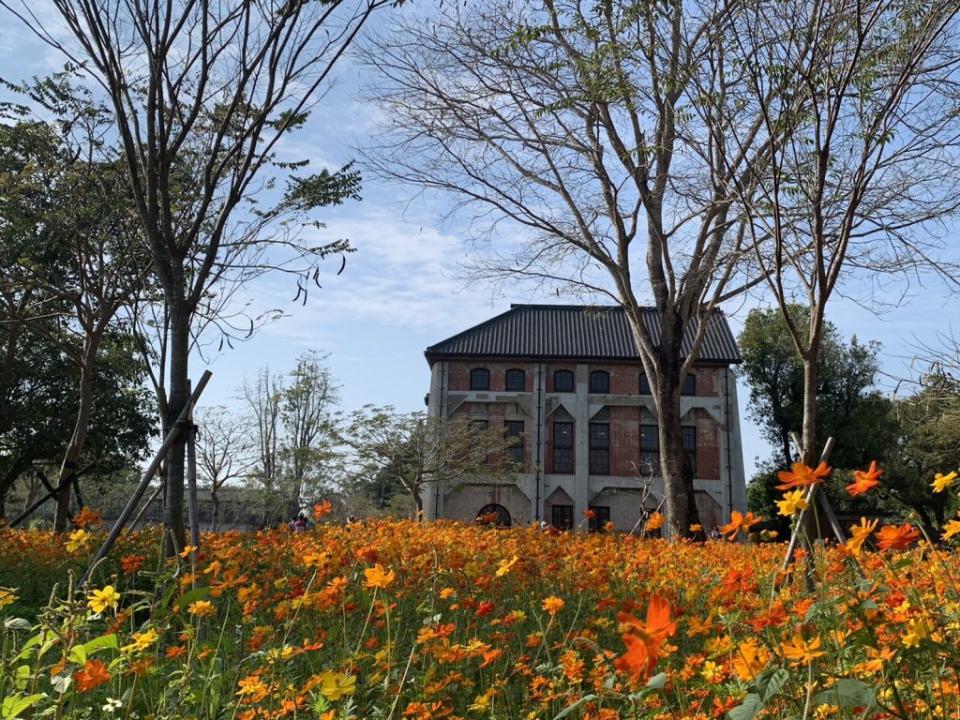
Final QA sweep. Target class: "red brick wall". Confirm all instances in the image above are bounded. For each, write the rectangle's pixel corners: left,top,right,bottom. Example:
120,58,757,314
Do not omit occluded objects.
447,361,535,392
607,406,641,476
695,409,721,481
450,402,533,469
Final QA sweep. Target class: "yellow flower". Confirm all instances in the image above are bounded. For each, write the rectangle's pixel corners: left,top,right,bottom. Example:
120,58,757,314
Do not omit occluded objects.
187,600,216,617
319,671,356,700
701,660,723,682
363,564,396,590
0,588,17,610
845,517,878,556
932,471,958,493
495,554,519,577
781,633,825,663
645,511,665,532
732,639,770,680
179,545,197,559
66,529,90,553
123,628,159,653
87,585,120,614
776,489,809,517
943,519,960,540
542,596,565,616
902,618,930,648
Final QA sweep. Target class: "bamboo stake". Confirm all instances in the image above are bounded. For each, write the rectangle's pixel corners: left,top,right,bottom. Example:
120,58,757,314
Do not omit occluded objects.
81,370,212,586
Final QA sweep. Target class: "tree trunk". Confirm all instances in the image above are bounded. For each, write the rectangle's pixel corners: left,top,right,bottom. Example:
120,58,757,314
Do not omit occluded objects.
800,353,819,465
656,380,698,536
210,489,220,532
53,334,100,532
164,299,190,555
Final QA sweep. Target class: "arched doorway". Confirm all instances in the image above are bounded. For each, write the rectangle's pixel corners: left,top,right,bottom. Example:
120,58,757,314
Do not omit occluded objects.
476,503,512,527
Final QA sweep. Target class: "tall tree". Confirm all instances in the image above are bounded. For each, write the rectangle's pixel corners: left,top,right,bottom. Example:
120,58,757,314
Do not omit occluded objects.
363,0,794,533
738,305,894,469
729,0,960,466
1,77,151,531
2,0,402,552
194,406,255,531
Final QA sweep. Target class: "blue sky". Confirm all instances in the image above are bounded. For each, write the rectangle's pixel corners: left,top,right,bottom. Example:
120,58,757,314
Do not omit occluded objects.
2,3,957,481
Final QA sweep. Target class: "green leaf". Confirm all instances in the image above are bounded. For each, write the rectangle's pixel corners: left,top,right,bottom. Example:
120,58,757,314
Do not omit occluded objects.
80,633,118,656
756,667,789,703
1,693,46,720
553,694,597,719
174,586,211,612
812,679,876,709
727,693,763,720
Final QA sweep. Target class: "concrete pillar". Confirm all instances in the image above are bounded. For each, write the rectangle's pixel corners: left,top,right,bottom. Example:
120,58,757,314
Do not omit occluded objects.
573,364,590,525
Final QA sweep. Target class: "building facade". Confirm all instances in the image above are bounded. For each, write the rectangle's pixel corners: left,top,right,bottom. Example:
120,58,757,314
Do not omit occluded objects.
422,304,747,532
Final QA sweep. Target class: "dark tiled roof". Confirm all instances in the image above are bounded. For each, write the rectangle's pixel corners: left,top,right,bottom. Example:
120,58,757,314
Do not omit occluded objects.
425,304,741,364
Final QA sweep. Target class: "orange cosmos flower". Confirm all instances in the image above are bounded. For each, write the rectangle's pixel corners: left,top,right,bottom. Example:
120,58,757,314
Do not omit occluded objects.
363,564,396,590
732,639,770,681
776,461,832,490
876,524,921,551
780,633,825,663
718,511,762,540
313,500,332,520
120,554,145,575
615,594,676,682
188,599,216,617
74,659,111,693
542,596,565,616
846,461,883,497
72,506,103,529
845,517,879,556
645,512,665,532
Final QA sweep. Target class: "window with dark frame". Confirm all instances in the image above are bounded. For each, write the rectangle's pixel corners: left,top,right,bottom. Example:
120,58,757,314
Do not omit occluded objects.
505,369,526,391
681,373,697,396
589,422,610,475
553,369,575,392
588,505,611,532
470,368,490,391
551,504,574,530
589,370,610,393
505,420,525,468
682,425,697,476
552,421,574,473
639,424,659,476
639,373,651,395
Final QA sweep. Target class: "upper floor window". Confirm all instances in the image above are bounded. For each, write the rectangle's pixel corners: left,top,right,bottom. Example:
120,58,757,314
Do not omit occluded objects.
553,421,574,474
639,373,651,395
682,425,697,475
505,369,526,392
639,424,659,476
681,373,696,396
553,369,575,393
505,420,525,467
470,368,490,391
589,422,610,475
589,370,610,394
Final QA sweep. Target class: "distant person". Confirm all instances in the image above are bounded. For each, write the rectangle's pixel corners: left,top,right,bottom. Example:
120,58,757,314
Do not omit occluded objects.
290,511,308,533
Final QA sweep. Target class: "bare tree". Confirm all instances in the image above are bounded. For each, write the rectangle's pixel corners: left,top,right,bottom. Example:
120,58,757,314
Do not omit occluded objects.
1,0,402,551
282,351,340,515
195,406,255,531
243,368,284,524
728,0,960,464
363,0,794,533
343,406,518,518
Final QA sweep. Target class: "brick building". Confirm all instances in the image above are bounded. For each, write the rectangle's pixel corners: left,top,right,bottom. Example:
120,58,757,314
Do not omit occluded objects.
422,304,747,532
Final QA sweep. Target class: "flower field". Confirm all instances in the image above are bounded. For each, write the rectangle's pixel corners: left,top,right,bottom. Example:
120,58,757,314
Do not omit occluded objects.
2,501,960,719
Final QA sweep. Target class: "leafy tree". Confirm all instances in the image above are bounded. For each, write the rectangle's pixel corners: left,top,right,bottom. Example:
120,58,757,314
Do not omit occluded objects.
739,306,896,470
3,0,402,552
342,407,519,518
1,77,150,531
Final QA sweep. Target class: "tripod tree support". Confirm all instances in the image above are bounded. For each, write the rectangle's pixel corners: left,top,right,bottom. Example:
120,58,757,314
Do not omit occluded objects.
9,465,94,528
186,381,201,555
774,436,843,597
81,370,212,587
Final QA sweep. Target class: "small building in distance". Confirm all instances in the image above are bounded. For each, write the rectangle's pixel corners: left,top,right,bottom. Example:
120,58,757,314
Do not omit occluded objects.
422,304,747,532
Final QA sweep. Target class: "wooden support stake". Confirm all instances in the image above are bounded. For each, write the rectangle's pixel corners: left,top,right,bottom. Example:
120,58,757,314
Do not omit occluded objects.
81,370,212,586
774,436,836,598
128,480,165,532
186,383,201,553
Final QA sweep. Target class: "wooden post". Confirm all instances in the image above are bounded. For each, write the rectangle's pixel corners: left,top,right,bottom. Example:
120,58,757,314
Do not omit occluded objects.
81,370,212,587
186,383,201,552
773,436,836,598
128,480,165,532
